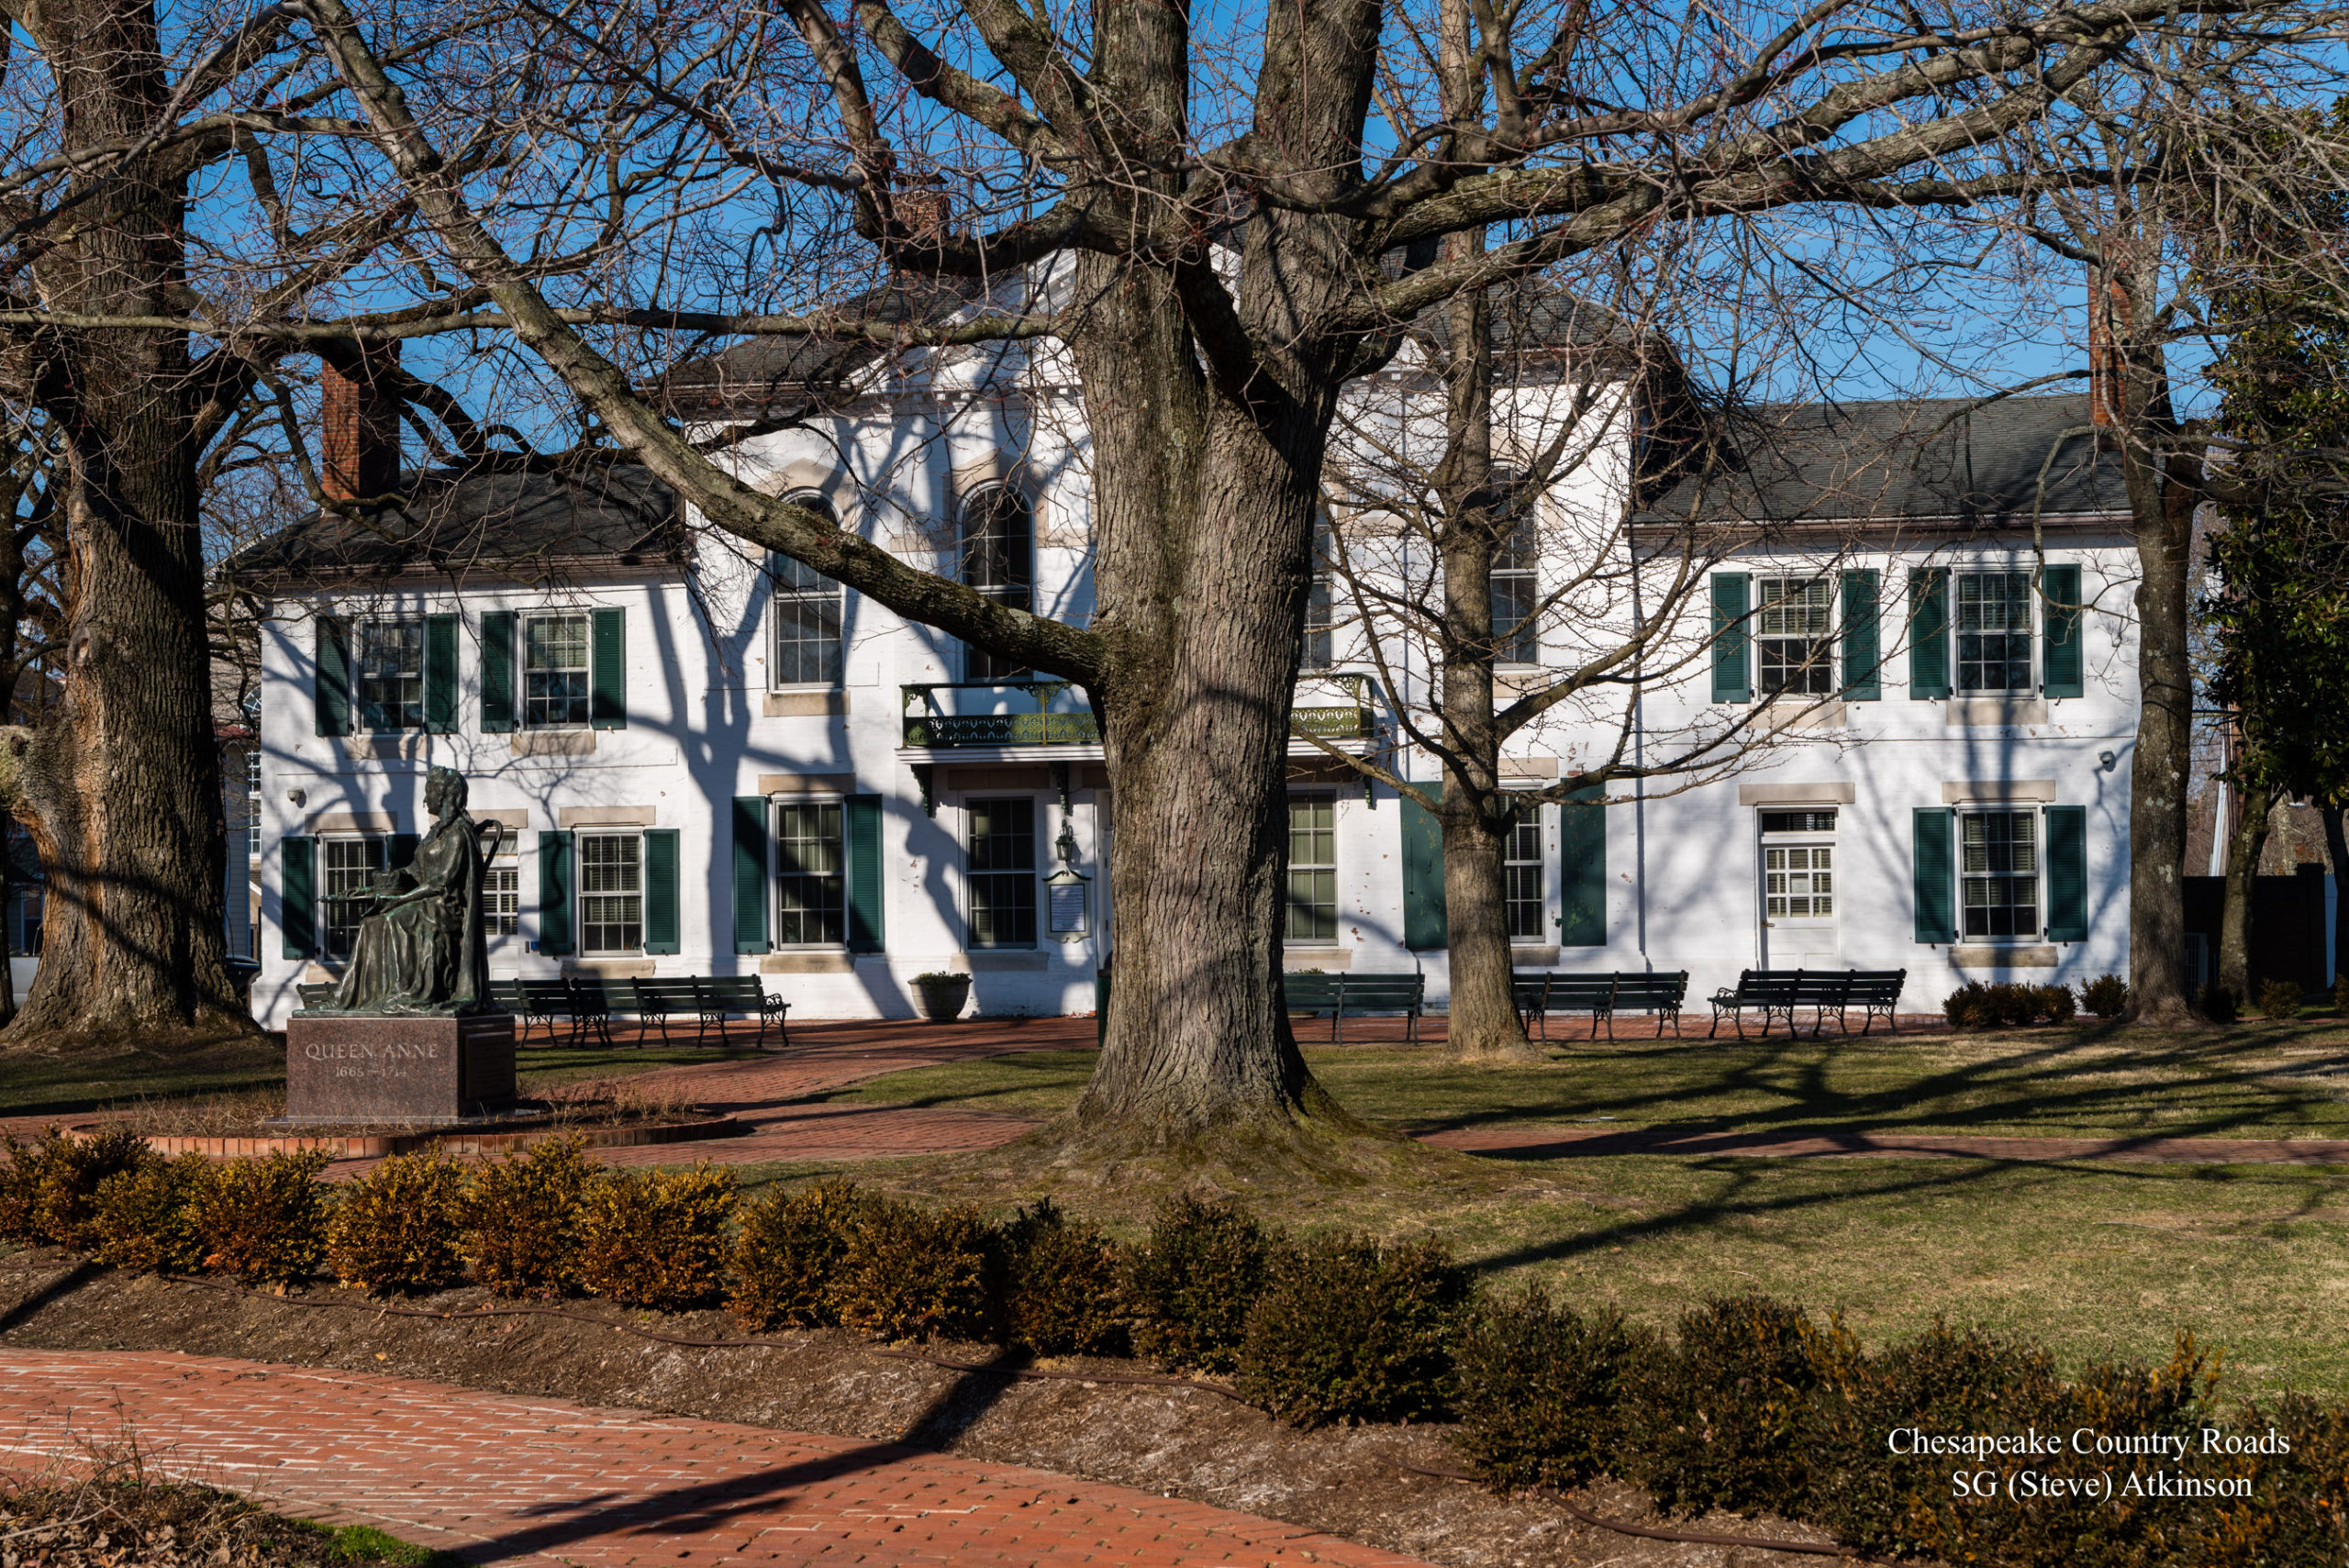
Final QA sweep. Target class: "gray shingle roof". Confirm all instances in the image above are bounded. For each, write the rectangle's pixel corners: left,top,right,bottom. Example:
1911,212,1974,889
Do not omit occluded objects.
656,278,985,413
1634,393,2127,528
227,463,680,580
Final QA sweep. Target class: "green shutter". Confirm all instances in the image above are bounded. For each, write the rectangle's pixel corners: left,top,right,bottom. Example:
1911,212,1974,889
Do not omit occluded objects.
2043,563,2083,699
1559,783,1607,947
1912,807,1955,943
2045,805,2087,941
1709,573,1751,703
315,617,351,737
1841,569,1881,701
643,828,680,954
590,607,627,729
480,611,516,733
537,829,574,956
1401,782,1446,951
423,614,458,733
848,794,885,952
732,795,770,954
388,832,419,872
1909,568,1950,699
281,836,316,959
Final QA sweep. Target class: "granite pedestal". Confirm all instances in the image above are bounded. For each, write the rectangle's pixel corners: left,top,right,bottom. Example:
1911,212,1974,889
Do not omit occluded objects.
284,1012,518,1124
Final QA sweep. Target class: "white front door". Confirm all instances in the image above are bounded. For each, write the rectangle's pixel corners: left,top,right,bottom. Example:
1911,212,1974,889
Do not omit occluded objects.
1758,809,1840,966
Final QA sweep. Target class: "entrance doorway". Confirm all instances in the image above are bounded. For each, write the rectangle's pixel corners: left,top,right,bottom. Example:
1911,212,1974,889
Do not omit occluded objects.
1759,808,1840,967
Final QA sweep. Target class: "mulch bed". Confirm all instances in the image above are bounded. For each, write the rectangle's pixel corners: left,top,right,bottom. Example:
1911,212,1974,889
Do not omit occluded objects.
0,1248,1849,1568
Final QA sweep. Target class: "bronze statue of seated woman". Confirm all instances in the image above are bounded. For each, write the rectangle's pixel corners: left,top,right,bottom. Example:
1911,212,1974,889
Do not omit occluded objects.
326,766,506,1014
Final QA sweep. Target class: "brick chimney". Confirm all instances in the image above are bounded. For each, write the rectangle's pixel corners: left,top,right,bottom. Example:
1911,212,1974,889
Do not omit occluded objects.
319,345,402,502
2087,276,2131,430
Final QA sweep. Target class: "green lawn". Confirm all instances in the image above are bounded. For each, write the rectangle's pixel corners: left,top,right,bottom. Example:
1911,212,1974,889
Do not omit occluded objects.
785,1022,2349,1397
824,1020,2349,1140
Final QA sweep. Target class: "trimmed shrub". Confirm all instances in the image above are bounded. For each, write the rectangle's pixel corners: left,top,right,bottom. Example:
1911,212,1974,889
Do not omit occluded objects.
2033,983,2077,1025
573,1165,738,1311
328,1151,469,1296
0,1128,155,1249
2081,973,2129,1019
2188,1392,2349,1568
1127,1193,1269,1373
2200,983,2241,1023
88,1153,212,1274
188,1151,332,1285
730,1176,864,1329
999,1197,1126,1356
463,1134,594,1298
829,1195,996,1342
1620,1294,1845,1517
2258,977,2305,1021
1949,982,2079,1029
1453,1285,1652,1492
1237,1233,1473,1428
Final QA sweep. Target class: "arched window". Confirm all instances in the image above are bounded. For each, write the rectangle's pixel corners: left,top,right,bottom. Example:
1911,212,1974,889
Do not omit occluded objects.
769,492,843,686
958,485,1032,682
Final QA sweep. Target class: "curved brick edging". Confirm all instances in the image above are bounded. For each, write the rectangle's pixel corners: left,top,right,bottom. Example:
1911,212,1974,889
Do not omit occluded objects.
66,1112,745,1162
0,1350,1436,1568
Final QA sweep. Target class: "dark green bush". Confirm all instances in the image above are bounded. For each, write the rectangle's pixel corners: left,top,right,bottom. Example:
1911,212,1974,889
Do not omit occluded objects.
1126,1193,1269,1373
88,1153,212,1273
573,1164,738,1310
829,1195,996,1341
2033,983,2077,1024
463,1133,594,1298
0,1128,155,1249
2200,983,2241,1023
999,1197,1126,1357
2188,1392,2349,1568
1620,1294,1844,1517
327,1151,469,1296
1237,1232,1473,1428
1948,982,2077,1029
2258,977,2304,1020
1453,1284,1652,1492
730,1176,864,1329
188,1151,332,1284
2081,973,2129,1018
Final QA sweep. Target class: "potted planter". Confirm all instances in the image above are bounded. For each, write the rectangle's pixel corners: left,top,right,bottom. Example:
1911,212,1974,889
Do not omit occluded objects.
913,971,972,1022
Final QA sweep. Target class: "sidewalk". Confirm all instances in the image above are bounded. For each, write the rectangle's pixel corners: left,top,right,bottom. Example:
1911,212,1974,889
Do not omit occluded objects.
0,1349,1433,1568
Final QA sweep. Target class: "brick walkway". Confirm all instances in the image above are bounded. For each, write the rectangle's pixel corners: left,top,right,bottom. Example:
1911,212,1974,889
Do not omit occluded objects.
0,1350,1430,1568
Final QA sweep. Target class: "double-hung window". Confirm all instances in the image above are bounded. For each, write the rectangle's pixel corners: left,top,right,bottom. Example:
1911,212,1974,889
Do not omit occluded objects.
322,837,384,959
772,493,844,686
966,798,1037,947
245,751,262,856
524,614,592,727
1302,515,1335,670
1504,799,1545,940
1286,795,1339,944
774,801,846,946
1757,578,1833,695
959,487,1033,683
579,833,643,954
355,619,423,730
1956,573,2033,693
484,857,520,941
1961,810,2039,939
1760,809,1836,921
1489,489,1538,666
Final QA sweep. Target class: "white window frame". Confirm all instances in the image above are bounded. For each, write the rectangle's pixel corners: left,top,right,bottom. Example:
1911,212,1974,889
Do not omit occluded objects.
773,796,848,949
1954,570,2037,695
1758,808,1838,928
958,486,1034,684
965,796,1038,949
578,831,644,956
520,611,593,729
1503,795,1546,943
1959,808,2042,942
1286,793,1340,947
353,617,425,733
484,851,520,944
770,491,846,689
245,751,262,857
1302,515,1336,671
1756,576,1834,697
1489,504,1540,669
320,835,385,960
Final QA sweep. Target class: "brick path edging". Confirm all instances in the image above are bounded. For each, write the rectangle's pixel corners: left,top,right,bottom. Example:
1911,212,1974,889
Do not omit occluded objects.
69,1113,746,1162
0,1349,1435,1568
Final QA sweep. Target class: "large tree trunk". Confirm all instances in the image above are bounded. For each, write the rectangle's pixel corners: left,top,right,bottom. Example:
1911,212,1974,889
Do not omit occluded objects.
2218,784,2275,1003
2,0,250,1050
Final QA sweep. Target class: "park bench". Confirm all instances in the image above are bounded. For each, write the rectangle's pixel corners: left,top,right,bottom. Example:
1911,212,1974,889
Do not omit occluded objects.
1514,971,1689,1040
1709,970,1802,1038
1283,972,1427,1044
1843,970,1907,1035
696,975,792,1050
1709,968,1909,1039
627,977,706,1044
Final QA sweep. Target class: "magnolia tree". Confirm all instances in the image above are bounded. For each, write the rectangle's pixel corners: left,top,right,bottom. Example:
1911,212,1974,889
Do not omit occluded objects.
275,0,2349,1155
